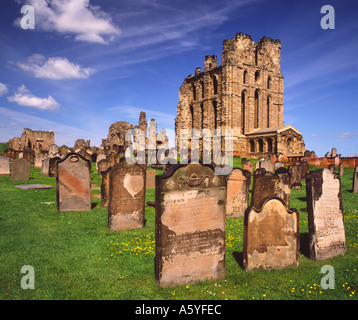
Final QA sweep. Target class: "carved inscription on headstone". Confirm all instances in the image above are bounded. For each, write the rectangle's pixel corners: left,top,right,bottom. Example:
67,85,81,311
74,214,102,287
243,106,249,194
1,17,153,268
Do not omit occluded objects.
155,163,226,287
306,169,346,260
226,168,250,218
0,155,10,176
11,158,30,181
243,197,299,272
56,153,91,212
108,162,146,231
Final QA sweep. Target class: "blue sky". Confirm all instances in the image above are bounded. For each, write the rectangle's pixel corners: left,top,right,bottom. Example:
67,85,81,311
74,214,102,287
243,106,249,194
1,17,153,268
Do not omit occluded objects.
0,0,357,157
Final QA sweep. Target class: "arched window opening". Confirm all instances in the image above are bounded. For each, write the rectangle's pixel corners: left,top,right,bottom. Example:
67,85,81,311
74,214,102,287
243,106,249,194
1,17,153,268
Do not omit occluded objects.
200,103,204,129
243,70,248,84
192,84,196,101
258,139,264,153
254,90,260,129
255,70,260,82
190,105,194,129
267,76,271,89
267,96,271,128
213,76,218,95
213,100,218,129
249,140,255,153
267,138,273,153
241,91,246,133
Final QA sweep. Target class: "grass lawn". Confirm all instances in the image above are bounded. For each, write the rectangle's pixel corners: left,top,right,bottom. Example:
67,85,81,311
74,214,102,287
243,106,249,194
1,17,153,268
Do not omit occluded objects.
0,159,357,300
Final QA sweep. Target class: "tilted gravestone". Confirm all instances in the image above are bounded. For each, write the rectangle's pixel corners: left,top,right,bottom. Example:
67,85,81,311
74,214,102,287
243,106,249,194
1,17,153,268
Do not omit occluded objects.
251,171,291,208
305,169,346,260
155,163,226,287
0,155,10,176
243,197,299,272
108,161,146,231
11,158,30,181
56,153,91,212
226,168,251,218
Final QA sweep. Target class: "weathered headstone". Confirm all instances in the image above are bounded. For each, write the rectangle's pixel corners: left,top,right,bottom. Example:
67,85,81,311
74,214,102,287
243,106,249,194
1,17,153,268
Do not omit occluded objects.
339,163,344,176
11,158,30,181
96,153,107,170
257,159,274,173
0,155,10,176
56,153,91,212
288,164,301,190
108,161,146,231
107,151,119,167
34,153,47,169
242,160,254,174
305,169,346,260
41,158,50,176
226,168,250,218
352,170,358,194
49,156,61,177
274,161,284,172
331,147,337,158
328,163,335,174
299,159,309,180
155,163,226,287
243,197,299,272
100,164,112,208
49,144,59,157
251,171,291,208
146,170,156,188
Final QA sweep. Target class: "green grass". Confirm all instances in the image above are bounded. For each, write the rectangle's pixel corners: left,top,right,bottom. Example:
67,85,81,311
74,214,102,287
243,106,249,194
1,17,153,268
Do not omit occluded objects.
0,160,357,300
0,143,8,155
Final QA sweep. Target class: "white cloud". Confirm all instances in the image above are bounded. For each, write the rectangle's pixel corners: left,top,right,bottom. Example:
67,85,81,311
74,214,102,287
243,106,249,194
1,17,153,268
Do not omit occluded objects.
336,132,358,139
18,54,95,79
17,0,120,44
0,82,8,96
7,85,60,111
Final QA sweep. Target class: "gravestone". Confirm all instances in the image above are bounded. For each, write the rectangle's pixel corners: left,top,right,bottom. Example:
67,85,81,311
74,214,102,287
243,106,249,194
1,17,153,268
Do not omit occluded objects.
339,163,344,176
0,155,10,176
108,161,146,231
331,147,337,158
305,169,346,260
49,144,59,157
41,158,50,176
274,161,284,172
155,163,226,287
100,164,112,207
34,153,47,169
242,160,254,174
226,168,250,218
56,153,91,212
11,158,30,181
256,159,274,173
251,171,291,208
96,153,107,170
299,159,309,180
288,165,301,190
49,156,61,177
328,163,335,174
97,158,111,176
243,197,299,272
353,170,358,193
15,184,52,190
107,151,119,167
146,170,156,188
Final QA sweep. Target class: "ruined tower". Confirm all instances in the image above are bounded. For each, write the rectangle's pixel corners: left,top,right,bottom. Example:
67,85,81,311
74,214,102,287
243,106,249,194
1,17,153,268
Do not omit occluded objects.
175,33,305,158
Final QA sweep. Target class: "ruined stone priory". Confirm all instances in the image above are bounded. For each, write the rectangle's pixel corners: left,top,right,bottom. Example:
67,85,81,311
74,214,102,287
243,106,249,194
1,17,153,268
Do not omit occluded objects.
175,32,305,158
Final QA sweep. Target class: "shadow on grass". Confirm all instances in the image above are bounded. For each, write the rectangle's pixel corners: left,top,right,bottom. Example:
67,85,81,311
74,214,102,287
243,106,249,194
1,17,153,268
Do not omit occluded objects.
299,232,310,258
232,251,245,270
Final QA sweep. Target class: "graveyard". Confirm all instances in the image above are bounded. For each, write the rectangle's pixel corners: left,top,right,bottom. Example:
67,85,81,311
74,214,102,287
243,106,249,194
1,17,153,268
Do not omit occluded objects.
0,155,357,300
